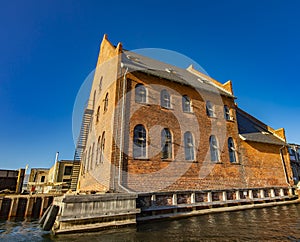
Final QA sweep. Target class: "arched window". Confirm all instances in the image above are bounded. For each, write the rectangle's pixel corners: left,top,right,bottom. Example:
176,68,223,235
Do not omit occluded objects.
99,132,105,163
184,131,195,161
96,136,101,164
224,105,231,120
96,106,100,123
182,95,192,112
82,151,86,173
228,137,237,163
99,76,103,91
87,146,91,171
91,142,95,170
104,93,109,112
135,84,147,103
161,128,172,159
133,125,147,158
93,90,96,109
161,89,171,108
206,101,215,117
210,135,219,162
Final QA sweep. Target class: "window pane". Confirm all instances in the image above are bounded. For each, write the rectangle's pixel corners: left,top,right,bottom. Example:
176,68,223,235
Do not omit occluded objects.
161,90,170,108
161,128,172,159
224,105,230,120
135,84,147,103
206,101,215,117
184,132,194,160
182,95,191,112
228,138,236,163
134,125,146,158
210,135,219,162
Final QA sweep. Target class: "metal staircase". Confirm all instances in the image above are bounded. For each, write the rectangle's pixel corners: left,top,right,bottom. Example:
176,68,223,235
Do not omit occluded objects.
70,161,81,191
74,108,94,161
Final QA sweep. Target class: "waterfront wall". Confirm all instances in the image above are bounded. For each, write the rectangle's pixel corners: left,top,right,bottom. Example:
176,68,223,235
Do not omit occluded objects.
52,193,140,234
0,194,54,220
136,186,298,221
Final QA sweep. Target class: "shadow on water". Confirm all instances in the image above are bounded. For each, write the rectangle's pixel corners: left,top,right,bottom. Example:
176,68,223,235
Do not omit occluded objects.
1,204,300,241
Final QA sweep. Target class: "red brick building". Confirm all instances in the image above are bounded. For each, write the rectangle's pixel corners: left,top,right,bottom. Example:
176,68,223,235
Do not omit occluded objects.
77,35,293,193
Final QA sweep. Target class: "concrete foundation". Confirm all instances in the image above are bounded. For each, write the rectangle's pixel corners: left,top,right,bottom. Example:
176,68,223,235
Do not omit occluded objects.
52,193,140,234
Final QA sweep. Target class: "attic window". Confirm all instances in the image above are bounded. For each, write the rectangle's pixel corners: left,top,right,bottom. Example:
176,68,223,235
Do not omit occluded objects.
197,78,204,83
126,55,140,62
261,131,269,135
165,68,176,74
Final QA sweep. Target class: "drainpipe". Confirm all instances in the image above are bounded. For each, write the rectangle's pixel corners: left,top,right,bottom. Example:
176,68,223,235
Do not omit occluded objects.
280,145,291,187
118,65,132,193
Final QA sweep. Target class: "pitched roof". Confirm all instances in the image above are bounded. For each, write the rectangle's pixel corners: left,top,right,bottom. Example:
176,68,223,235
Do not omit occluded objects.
121,51,234,98
236,108,286,146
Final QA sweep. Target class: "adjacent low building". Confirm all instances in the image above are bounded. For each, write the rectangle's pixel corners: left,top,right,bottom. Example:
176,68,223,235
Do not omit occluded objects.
27,160,80,194
0,169,25,193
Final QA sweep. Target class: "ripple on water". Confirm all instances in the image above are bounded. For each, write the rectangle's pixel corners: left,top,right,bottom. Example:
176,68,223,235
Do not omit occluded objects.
1,204,300,241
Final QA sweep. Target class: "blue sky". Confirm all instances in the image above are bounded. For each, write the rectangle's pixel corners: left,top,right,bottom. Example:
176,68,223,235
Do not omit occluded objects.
1,0,300,170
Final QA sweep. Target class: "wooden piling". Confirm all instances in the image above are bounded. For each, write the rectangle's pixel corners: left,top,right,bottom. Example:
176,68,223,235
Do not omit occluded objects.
8,198,18,219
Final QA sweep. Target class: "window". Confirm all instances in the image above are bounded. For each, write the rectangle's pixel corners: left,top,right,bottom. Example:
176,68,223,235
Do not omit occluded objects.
96,136,101,164
210,135,220,162
93,90,96,109
297,149,300,161
182,95,192,112
64,166,72,176
99,76,103,91
104,93,109,112
87,146,91,171
224,105,231,120
41,176,45,183
135,84,147,103
161,89,171,108
96,106,100,123
206,101,215,117
228,137,237,163
91,142,95,170
289,147,296,161
133,125,147,158
99,132,105,163
184,131,195,160
161,128,172,159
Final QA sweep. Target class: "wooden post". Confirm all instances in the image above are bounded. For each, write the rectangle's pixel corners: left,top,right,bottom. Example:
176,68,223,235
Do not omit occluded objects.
207,192,212,203
222,191,227,201
248,190,253,199
8,198,18,219
151,194,156,206
0,197,3,212
260,189,265,198
270,189,275,198
172,194,177,205
280,188,284,197
25,197,34,217
191,193,195,204
235,191,240,200
39,197,47,218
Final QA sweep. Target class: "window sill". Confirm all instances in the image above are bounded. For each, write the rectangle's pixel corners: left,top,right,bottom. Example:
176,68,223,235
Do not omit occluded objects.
160,106,173,110
183,111,194,114
225,119,235,123
133,158,150,161
230,162,240,165
211,161,223,164
208,115,217,119
161,159,174,162
136,102,150,106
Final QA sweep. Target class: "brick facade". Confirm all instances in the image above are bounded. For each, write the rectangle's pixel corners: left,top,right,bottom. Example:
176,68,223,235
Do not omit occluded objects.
78,35,293,193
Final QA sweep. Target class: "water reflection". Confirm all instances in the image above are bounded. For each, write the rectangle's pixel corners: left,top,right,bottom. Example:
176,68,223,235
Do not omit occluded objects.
1,204,300,241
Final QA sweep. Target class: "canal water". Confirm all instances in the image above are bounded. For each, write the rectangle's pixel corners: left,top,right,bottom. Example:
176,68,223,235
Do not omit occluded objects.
1,204,300,241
